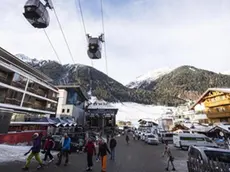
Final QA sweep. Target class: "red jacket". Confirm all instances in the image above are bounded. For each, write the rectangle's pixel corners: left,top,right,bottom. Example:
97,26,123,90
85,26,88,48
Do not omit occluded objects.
44,139,55,150
85,141,96,155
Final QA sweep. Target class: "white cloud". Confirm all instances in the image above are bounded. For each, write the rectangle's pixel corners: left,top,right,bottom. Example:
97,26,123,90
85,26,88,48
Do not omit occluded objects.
1,0,230,85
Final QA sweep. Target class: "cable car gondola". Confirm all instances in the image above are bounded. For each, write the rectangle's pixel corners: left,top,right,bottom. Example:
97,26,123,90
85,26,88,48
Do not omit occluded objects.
23,0,53,28
87,34,104,59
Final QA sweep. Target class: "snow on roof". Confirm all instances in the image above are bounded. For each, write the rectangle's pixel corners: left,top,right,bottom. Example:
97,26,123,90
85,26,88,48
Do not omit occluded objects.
10,122,52,125
182,122,211,132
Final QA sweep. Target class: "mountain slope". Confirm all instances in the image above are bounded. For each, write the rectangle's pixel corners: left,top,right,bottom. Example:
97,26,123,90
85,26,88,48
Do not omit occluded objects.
149,65,230,105
19,56,156,104
15,54,230,106
127,67,173,89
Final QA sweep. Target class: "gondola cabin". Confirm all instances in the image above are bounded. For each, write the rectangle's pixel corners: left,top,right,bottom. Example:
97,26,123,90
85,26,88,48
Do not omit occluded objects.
23,0,51,28
87,34,104,59
87,37,102,59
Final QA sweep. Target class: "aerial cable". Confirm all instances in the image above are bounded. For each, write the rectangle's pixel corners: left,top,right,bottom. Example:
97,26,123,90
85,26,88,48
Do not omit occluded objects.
100,0,108,75
76,0,94,67
43,29,62,64
52,5,75,64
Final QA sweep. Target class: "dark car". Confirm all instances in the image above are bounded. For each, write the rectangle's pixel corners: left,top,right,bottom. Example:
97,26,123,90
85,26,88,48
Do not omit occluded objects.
51,135,79,152
187,146,230,172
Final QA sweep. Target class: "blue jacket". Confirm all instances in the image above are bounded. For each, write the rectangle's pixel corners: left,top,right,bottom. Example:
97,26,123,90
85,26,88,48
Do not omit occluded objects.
62,137,71,151
31,137,41,153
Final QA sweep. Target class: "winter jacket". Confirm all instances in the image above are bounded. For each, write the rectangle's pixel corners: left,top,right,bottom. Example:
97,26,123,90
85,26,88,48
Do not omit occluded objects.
44,139,55,150
98,142,110,157
62,137,71,151
31,137,41,153
109,138,117,149
85,141,96,155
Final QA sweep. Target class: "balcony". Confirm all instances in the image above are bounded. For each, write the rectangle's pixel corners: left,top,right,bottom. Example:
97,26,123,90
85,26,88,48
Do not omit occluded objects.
36,89,46,97
5,98,21,106
26,87,37,95
22,101,33,108
204,99,230,108
11,81,26,90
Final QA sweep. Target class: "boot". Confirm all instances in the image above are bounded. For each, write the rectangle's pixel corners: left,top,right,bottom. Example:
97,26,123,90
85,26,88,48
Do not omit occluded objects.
22,167,29,171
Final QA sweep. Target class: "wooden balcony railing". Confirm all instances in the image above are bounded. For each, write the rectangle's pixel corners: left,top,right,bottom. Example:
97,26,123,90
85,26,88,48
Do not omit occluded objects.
204,99,230,108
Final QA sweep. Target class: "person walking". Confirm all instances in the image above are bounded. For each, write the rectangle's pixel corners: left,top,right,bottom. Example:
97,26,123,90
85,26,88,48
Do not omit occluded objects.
84,138,96,171
98,139,111,172
162,141,176,171
56,133,71,166
43,135,55,163
22,133,43,170
109,136,117,160
125,134,130,145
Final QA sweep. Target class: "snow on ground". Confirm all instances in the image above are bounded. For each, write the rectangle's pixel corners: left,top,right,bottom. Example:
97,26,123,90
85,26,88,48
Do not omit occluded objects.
0,144,58,163
0,144,30,163
111,102,176,127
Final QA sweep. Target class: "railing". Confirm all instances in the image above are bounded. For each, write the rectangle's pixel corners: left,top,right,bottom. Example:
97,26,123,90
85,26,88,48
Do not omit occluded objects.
11,81,26,89
5,98,21,106
204,99,230,108
36,89,46,97
187,156,230,172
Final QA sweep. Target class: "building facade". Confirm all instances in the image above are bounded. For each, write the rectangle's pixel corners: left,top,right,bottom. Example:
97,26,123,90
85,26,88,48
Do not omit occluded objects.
56,85,88,126
191,88,230,124
0,47,58,133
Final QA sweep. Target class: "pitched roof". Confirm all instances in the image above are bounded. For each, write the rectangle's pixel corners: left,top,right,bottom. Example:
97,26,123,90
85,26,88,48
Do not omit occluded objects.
190,88,230,110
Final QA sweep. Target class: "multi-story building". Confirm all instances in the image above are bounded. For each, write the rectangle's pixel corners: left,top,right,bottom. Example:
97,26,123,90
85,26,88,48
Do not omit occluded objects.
0,47,58,133
56,85,88,125
191,88,230,124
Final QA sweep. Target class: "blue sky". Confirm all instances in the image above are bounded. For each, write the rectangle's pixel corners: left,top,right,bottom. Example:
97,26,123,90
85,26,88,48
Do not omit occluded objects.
1,0,230,84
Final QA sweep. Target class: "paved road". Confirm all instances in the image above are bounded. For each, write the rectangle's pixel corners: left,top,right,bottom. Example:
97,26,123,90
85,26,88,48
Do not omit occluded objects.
0,135,188,172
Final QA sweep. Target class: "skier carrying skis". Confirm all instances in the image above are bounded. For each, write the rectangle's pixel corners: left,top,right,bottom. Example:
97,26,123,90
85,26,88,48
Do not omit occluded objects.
22,133,43,170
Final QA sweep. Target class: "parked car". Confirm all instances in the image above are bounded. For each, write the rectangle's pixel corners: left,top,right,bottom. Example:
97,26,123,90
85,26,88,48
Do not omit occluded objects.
159,132,174,143
145,134,159,145
187,146,230,172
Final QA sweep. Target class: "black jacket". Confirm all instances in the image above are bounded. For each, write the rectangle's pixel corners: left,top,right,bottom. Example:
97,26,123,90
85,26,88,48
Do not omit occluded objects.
109,138,117,149
98,143,110,157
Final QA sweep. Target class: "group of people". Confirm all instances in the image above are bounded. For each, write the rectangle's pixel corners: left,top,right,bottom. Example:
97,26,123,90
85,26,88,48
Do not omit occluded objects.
22,132,117,172
22,132,71,170
84,135,117,171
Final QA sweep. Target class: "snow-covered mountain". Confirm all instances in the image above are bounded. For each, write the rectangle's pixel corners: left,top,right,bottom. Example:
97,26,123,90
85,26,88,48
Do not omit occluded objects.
15,54,48,67
221,70,230,75
126,67,173,89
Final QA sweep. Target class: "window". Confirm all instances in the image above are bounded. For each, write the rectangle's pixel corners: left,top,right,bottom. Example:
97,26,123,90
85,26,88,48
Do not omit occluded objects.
67,109,70,113
52,92,56,97
47,103,51,108
180,137,205,141
204,150,230,163
66,88,78,105
165,134,173,137
62,109,65,113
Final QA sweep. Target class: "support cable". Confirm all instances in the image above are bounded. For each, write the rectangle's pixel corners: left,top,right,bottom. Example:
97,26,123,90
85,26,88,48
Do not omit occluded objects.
43,29,62,64
53,6,75,64
100,0,108,75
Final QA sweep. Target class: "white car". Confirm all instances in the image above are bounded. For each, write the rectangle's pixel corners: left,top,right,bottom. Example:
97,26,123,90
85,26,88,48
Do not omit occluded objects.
145,135,159,145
